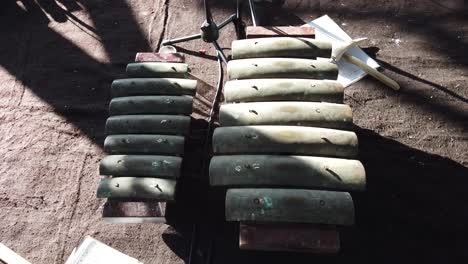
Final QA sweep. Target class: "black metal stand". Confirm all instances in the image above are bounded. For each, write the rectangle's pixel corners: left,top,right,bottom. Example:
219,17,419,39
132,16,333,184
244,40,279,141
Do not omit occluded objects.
162,0,245,64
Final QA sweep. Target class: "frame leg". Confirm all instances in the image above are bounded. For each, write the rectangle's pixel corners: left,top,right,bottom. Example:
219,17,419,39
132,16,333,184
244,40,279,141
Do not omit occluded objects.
217,14,238,30
248,0,258,26
213,41,228,64
162,33,202,46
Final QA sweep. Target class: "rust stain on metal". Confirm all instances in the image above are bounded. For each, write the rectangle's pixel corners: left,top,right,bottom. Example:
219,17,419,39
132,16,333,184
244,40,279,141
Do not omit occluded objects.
279,105,298,113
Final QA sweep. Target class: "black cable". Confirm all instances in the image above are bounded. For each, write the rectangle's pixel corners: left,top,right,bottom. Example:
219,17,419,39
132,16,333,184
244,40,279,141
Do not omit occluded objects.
204,51,224,168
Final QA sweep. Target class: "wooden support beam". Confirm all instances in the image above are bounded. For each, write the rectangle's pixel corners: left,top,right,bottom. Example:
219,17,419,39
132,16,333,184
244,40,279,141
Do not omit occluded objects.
102,199,168,223
246,26,315,38
135,52,185,63
239,223,340,253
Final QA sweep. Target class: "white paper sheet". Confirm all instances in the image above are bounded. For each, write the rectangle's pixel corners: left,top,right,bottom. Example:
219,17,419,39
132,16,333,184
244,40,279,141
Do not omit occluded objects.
65,236,142,264
308,15,380,87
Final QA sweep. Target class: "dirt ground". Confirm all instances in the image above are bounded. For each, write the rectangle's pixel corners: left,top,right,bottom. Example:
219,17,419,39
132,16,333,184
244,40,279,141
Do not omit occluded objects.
0,0,467,263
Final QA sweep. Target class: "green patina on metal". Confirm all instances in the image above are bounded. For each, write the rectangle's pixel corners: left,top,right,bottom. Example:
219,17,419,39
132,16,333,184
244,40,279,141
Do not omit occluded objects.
104,134,185,155
99,155,182,178
126,62,189,78
209,155,365,190
111,78,197,98
223,79,344,103
212,126,358,158
227,58,338,80
97,177,176,200
225,188,355,226
106,115,191,135
219,101,353,129
109,95,193,116
232,37,332,59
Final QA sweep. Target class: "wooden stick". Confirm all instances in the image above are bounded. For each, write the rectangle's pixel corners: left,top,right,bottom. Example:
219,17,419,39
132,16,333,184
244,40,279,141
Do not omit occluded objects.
343,53,400,91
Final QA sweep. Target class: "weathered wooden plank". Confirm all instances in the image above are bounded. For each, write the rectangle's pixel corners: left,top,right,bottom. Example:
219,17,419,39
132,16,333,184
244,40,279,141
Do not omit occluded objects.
224,79,343,103
212,126,358,158
102,217,166,224
210,155,365,191
109,96,193,116
219,102,353,129
99,155,182,178
126,62,189,78
111,78,197,98
239,223,340,253
104,134,185,155
246,26,315,38
232,37,331,59
135,52,185,63
102,199,167,223
103,200,166,217
106,115,191,135
225,188,355,226
227,58,338,80
97,177,176,200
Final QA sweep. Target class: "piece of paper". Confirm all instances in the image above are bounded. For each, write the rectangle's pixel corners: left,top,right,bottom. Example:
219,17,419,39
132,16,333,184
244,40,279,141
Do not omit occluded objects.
308,15,380,87
65,236,142,264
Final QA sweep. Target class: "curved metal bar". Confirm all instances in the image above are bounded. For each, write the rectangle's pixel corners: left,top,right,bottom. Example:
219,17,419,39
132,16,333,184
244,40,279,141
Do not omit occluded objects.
248,0,258,26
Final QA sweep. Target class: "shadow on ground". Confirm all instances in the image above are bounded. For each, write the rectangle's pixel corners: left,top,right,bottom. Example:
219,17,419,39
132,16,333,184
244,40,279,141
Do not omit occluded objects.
162,127,468,264
1,1,467,263
0,0,150,146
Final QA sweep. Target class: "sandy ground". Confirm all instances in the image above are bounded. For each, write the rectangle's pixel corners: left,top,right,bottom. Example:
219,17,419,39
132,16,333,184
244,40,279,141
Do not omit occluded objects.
0,0,467,263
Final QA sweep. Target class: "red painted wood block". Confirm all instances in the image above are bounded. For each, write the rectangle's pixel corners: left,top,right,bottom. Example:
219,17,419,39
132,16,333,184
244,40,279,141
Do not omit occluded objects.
246,26,315,38
135,52,185,63
239,223,340,253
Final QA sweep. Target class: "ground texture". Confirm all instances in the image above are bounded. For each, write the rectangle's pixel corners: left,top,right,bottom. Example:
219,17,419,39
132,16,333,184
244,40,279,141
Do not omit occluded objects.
0,0,467,263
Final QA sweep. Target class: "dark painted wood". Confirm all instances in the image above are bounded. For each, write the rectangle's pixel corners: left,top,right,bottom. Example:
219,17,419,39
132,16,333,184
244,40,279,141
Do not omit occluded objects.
103,199,167,217
246,26,315,38
239,223,340,253
135,52,185,63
